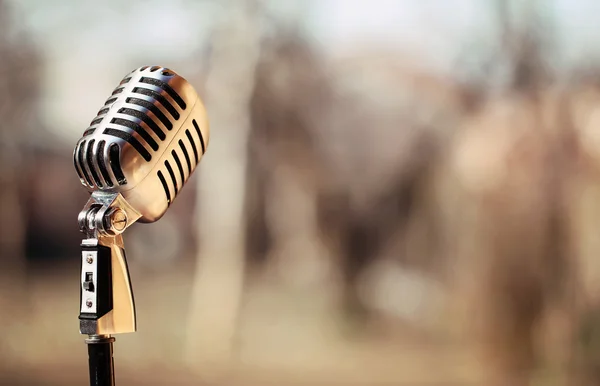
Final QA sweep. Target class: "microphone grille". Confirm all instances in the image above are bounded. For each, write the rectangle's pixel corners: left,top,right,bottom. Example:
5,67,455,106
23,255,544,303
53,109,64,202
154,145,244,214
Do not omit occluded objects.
155,117,206,206
74,66,207,196
74,137,130,188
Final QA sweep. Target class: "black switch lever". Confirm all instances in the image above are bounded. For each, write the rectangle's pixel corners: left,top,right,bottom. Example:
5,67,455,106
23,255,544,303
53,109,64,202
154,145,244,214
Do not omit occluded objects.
84,272,95,292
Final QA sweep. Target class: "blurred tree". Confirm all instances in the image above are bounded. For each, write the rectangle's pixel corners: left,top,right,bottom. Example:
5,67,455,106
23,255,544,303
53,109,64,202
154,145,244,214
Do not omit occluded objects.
246,24,330,286
496,0,554,94
309,49,468,332
449,2,589,385
185,0,263,374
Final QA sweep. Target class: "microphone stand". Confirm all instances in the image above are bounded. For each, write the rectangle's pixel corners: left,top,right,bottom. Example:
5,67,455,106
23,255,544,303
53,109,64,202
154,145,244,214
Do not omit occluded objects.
78,192,141,386
86,335,115,386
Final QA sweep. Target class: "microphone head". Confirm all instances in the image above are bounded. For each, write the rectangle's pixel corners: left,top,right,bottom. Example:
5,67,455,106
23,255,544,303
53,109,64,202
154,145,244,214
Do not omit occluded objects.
73,66,209,223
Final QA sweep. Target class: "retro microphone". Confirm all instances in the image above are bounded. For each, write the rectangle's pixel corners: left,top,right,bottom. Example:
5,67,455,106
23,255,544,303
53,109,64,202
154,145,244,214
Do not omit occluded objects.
73,65,209,386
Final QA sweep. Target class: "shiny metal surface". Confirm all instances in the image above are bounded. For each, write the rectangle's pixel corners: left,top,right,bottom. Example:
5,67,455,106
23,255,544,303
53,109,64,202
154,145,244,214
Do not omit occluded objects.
73,65,210,223
78,192,142,238
79,236,136,336
74,66,208,337
96,235,136,335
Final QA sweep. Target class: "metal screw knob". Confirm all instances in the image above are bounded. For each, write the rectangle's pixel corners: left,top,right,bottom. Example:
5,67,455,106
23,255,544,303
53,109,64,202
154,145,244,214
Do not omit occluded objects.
86,254,94,264
86,299,93,308
109,208,128,233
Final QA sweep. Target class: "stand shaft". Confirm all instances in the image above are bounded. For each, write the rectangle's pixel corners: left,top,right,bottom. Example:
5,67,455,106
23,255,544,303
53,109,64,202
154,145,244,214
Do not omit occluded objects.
86,336,115,386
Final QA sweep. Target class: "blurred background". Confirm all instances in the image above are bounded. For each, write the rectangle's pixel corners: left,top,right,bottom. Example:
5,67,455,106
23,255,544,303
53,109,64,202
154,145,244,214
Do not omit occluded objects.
3,0,600,385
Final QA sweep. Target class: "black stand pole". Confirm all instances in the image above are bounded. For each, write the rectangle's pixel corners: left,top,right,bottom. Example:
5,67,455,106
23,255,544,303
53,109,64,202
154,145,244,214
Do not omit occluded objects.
86,335,115,386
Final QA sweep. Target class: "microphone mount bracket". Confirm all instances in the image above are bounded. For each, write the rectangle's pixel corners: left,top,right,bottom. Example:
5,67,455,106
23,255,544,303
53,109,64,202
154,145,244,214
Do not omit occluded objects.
78,192,142,239
77,192,140,337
